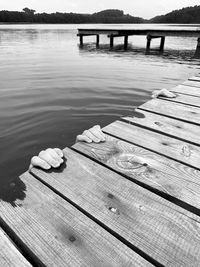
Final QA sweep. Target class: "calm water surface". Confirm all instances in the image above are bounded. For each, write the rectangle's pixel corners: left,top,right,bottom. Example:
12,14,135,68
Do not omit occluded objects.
0,24,200,205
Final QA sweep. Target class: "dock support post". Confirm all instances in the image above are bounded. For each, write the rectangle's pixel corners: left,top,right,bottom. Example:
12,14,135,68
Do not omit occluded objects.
124,35,128,49
110,35,114,48
160,36,165,51
79,35,83,46
96,35,99,47
194,37,200,57
146,35,151,51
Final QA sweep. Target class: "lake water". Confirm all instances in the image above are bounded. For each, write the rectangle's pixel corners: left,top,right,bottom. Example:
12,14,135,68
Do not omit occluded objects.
0,23,200,205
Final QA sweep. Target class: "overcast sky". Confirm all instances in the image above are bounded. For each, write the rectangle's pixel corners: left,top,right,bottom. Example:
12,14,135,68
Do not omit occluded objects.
0,0,199,19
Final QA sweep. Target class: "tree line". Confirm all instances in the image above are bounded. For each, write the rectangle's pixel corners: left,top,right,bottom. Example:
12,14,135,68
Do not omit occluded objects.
150,5,200,23
0,8,144,23
1,6,200,24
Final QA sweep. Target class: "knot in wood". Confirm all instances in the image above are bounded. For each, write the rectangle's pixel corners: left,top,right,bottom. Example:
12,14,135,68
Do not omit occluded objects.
116,153,146,172
69,235,76,243
108,206,120,215
155,121,162,126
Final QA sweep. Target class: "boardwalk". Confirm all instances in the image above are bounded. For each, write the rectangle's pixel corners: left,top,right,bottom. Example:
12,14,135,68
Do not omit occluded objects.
77,28,200,55
1,75,200,266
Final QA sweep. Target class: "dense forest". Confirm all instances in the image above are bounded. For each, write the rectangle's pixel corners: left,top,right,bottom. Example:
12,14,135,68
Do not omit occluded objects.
150,5,200,23
0,8,144,23
1,6,200,24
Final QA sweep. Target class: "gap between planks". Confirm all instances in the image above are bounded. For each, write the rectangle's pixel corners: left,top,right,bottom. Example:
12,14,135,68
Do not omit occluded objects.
0,172,152,267
31,147,200,267
0,227,32,267
102,120,200,171
170,84,200,98
158,93,200,108
73,132,200,213
121,109,200,146
183,80,200,88
138,98,200,126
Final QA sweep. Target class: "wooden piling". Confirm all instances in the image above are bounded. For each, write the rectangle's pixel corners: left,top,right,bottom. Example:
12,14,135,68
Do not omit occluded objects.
146,35,151,50
96,35,99,47
110,35,114,48
160,36,165,51
110,34,114,48
124,35,128,49
194,37,200,57
78,28,200,56
79,34,83,46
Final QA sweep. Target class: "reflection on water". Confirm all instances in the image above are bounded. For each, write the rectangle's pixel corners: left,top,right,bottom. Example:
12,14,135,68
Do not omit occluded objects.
0,24,200,205
79,42,200,62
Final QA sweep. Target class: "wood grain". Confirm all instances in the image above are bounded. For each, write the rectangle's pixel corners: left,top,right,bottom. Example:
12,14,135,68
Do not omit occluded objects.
183,80,200,88
170,85,200,98
73,134,200,210
0,228,32,267
102,120,200,170
0,172,151,267
139,98,200,125
31,148,200,267
122,109,200,145
159,93,200,107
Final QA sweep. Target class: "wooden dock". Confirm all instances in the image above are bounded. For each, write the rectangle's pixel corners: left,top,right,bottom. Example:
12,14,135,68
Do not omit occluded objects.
1,75,200,266
77,28,200,55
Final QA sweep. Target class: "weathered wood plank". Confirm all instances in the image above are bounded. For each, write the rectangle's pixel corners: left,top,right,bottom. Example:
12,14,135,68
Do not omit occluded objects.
73,134,200,210
170,85,200,98
159,93,200,108
0,172,151,267
139,98,200,125
31,148,200,267
0,228,32,267
183,80,200,88
102,120,200,170
78,29,119,35
78,28,200,37
122,109,200,145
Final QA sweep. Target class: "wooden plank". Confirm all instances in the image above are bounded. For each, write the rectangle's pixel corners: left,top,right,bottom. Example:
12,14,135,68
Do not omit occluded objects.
122,109,200,145
31,148,200,267
78,29,119,35
78,28,200,37
159,93,200,108
139,98,200,125
183,80,200,88
102,120,200,170
73,134,200,210
0,228,32,267
170,85,200,98
0,172,151,267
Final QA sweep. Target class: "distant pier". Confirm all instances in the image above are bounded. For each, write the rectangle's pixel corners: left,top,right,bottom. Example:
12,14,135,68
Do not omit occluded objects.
77,28,200,55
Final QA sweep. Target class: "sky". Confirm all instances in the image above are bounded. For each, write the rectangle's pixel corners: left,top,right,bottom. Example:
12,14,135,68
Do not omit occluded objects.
0,0,199,19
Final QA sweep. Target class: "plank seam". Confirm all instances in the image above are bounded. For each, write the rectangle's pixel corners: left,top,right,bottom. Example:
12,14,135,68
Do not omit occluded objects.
29,167,164,267
102,128,200,172
170,90,200,98
0,218,44,267
183,83,200,88
158,96,200,108
188,78,200,82
119,117,200,147
138,107,200,126
72,145,200,217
